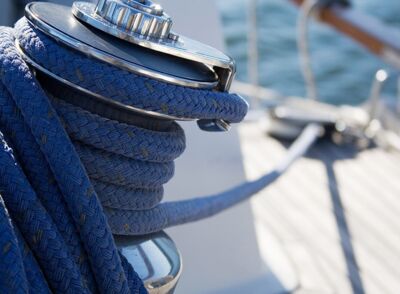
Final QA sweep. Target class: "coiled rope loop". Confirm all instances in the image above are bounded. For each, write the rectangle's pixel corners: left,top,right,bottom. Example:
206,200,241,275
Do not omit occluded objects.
0,16,321,294
0,17,249,293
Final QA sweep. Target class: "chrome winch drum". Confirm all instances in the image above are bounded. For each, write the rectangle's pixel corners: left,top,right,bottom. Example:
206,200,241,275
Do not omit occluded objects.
20,0,237,131
18,0,238,292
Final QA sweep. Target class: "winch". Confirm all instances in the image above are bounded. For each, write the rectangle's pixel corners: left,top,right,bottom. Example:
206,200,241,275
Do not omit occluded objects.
20,0,237,131
17,0,239,292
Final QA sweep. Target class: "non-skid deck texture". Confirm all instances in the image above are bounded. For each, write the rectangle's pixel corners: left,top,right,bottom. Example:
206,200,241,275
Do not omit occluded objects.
239,121,400,294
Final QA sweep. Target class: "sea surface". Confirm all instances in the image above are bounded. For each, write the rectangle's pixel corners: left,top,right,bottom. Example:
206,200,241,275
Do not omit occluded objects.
217,0,399,105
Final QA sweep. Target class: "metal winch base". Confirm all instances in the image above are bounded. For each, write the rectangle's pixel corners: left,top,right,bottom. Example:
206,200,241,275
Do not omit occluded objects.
114,231,182,294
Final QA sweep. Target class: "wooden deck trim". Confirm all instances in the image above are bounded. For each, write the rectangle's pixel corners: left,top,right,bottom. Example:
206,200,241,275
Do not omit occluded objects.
291,0,400,69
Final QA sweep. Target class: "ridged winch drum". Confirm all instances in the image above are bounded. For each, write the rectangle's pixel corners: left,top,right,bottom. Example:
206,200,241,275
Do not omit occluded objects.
94,0,176,40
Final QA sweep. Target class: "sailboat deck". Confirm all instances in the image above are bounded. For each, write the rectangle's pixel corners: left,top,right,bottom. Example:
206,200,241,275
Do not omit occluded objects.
239,120,400,294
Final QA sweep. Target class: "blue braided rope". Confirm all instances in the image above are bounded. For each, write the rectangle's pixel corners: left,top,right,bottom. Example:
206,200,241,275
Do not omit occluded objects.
0,25,145,293
0,13,318,294
14,227,51,293
0,83,98,292
0,131,88,293
0,194,29,294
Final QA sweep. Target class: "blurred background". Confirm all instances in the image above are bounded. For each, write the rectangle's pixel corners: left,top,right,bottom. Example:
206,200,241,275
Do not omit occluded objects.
218,0,399,105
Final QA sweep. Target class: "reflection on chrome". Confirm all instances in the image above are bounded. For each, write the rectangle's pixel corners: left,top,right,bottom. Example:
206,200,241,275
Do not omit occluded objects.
114,231,182,294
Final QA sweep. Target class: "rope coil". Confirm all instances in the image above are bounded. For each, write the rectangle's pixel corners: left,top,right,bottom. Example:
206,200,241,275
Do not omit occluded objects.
0,18,248,293
0,16,319,294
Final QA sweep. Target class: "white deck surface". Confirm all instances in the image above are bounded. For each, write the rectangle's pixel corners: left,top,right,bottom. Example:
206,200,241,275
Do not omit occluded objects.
239,120,400,294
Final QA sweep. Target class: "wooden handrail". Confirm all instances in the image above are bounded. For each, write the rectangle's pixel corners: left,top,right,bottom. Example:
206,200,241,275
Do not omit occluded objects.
291,0,400,69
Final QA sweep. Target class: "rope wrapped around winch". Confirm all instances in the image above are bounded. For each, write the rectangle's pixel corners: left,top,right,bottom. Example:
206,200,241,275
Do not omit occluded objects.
0,17,321,294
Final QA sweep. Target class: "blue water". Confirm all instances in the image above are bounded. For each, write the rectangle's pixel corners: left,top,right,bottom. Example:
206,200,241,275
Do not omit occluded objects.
218,0,399,105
